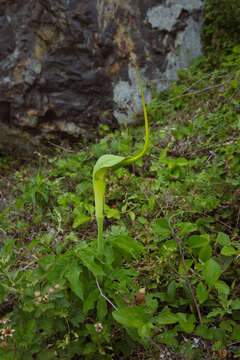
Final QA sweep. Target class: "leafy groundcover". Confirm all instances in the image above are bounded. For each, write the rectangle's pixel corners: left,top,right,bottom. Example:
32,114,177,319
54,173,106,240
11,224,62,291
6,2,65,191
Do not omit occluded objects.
0,11,240,360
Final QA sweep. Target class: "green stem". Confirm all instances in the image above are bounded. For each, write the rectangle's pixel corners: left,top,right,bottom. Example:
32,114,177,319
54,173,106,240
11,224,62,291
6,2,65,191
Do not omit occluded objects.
123,70,149,165
97,216,104,255
94,176,106,254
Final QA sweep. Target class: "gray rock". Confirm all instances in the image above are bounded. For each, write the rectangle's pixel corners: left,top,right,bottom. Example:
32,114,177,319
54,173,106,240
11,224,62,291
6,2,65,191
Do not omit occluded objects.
0,0,205,150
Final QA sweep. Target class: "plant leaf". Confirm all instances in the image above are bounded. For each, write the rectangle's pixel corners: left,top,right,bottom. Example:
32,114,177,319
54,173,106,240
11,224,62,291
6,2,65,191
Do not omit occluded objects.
65,261,84,300
221,246,236,256
185,234,210,248
203,258,221,287
93,154,126,179
113,306,150,328
215,280,230,295
109,235,144,258
151,218,171,240
155,309,179,325
196,282,208,304
216,232,230,246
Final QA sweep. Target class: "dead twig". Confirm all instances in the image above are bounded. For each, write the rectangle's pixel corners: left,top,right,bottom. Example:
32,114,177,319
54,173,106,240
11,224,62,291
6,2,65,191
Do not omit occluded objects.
95,277,118,311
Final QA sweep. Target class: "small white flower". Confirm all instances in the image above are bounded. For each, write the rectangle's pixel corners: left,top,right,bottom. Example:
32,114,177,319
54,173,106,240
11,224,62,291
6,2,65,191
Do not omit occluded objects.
94,323,103,332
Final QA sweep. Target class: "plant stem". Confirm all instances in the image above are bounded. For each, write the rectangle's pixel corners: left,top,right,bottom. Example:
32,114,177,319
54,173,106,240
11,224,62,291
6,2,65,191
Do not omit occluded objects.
97,216,104,255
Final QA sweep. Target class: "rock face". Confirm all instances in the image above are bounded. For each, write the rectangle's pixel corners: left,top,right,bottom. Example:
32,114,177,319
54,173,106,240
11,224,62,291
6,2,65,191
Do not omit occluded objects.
0,0,205,148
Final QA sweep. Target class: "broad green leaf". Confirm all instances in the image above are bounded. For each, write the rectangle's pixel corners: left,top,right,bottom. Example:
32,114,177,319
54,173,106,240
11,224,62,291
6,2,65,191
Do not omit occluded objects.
65,261,84,300
178,313,196,333
97,297,108,321
73,214,91,228
157,330,179,348
83,289,98,314
155,309,179,325
113,306,150,328
196,282,208,304
216,232,230,246
233,45,240,54
207,308,223,318
178,259,193,276
175,157,189,166
167,281,176,301
138,322,155,338
38,254,55,271
215,280,230,295
203,259,221,287
232,299,240,310
195,325,214,340
93,155,126,179
109,235,144,258
199,244,212,262
105,204,120,219
78,251,105,277
217,254,233,272
185,234,209,248
83,342,97,355
178,222,198,235
221,246,236,256
232,325,240,341
151,218,171,240
220,320,235,332
47,253,70,282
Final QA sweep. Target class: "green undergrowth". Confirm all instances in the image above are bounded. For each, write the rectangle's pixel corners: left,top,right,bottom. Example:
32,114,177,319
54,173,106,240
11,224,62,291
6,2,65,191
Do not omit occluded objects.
202,0,240,68
0,40,240,360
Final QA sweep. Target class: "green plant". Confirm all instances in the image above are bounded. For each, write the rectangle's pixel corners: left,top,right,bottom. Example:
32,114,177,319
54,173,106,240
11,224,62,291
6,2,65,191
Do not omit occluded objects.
0,30,239,358
93,70,149,254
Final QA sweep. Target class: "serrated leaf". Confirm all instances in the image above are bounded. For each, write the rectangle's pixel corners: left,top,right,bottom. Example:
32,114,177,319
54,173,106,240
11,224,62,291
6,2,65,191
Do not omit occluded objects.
83,289,99,314
195,325,214,340
109,235,144,258
138,322,155,338
47,253,70,282
203,259,221,287
196,282,208,304
151,218,171,240
199,244,212,262
97,297,108,321
157,330,179,347
215,280,230,295
185,234,209,248
38,254,55,271
178,314,196,333
105,205,120,219
178,259,193,276
73,214,91,228
167,281,176,301
232,299,240,310
232,325,240,341
155,310,179,325
178,222,198,235
221,246,236,256
216,232,230,246
65,261,84,300
78,251,105,277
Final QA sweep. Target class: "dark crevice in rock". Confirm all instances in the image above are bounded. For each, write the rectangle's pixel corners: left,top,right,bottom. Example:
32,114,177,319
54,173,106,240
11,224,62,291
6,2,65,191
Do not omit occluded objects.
0,102,11,125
